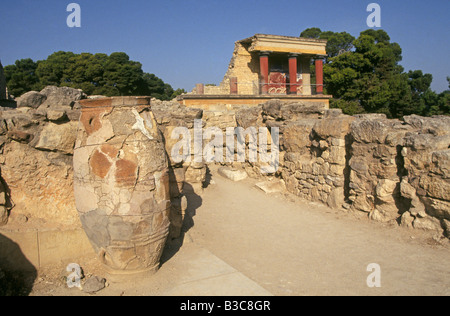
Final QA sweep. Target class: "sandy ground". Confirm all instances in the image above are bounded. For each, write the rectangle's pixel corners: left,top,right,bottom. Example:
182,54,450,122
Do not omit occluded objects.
26,165,450,296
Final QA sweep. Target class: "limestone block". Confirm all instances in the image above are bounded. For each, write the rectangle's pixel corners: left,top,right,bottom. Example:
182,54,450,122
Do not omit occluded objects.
46,108,68,122
16,91,46,109
218,167,248,182
375,179,397,203
404,133,450,152
255,180,286,194
422,197,450,220
403,114,450,136
351,118,391,144
39,86,86,108
409,197,427,218
313,116,355,139
413,216,443,233
185,166,206,184
400,211,414,228
282,120,316,153
370,206,398,223
419,175,450,201
431,149,450,177
1,141,79,226
400,178,416,200
285,174,299,195
326,187,344,208
32,121,78,154
328,146,347,165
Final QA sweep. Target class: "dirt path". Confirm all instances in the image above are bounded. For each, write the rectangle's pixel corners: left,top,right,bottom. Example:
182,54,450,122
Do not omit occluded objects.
27,165,450,296
188,166,450,296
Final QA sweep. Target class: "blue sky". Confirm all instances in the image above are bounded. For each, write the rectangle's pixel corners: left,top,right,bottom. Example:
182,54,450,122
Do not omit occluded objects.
1,0,449,92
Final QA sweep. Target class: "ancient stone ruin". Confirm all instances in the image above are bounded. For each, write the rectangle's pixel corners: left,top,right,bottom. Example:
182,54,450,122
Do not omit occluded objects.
0,34,448,276
0,88,448,243
178,34,332,110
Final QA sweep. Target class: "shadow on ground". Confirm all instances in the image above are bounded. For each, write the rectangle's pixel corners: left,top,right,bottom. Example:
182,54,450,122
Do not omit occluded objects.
0,233,37,296
160,182,203,266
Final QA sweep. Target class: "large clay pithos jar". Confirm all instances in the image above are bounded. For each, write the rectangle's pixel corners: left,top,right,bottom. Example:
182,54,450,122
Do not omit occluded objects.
73,97,170,275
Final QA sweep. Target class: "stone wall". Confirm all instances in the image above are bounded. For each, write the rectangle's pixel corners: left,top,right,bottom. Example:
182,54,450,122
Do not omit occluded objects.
151,99,206,238
232,101,450,240
0,86,84,228
0,90,207,239
1,90,448,241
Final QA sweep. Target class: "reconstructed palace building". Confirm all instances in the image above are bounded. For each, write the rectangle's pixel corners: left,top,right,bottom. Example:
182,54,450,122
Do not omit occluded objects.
178,34,332,109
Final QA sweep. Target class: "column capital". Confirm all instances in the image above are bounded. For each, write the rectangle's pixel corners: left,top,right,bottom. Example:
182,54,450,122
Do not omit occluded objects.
259,51,271,57
288,53,300,58
314,55,327,60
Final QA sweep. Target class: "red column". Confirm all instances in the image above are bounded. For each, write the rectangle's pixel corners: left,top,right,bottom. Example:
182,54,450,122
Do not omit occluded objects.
288,54,298,94
315,58,324,94
259,52,270,94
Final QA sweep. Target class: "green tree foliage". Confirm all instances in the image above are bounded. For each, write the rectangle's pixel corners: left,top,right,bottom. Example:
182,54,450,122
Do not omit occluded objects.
301,27,355,60
300,27,322,39
5,52,181,100
3,59,40,97
300,27,448,118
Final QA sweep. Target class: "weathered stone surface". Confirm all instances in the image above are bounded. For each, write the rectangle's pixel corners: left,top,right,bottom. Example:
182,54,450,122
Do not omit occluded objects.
400,178,416,200
419,175,450,201
1,141,79,226
152,101,202,128
82,276,106,294
326,188,345,209
39,86,85,108
400,211,415,228
422,197,450,220
235,106,263,129
413,216,443,233
7,130,33,143
313,116,355,139
375,179,397,203
403,115,450,136
409,197,426,218
404,133,450,151
351,118,393,144
255,179,286,194
282,120,316,153
32,121,78,154
431,149,450,176
46,108,68,122
262,99,326,121
16,91,47,109
218,167,248,181
185,166,207,183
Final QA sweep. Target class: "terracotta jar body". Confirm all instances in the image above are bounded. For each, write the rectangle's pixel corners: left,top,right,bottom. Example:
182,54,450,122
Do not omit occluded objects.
73,97,170,275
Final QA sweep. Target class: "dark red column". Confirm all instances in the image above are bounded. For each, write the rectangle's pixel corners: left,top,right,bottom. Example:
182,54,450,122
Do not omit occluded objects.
315,58,324,94
288,54,299,94
259,52,270,94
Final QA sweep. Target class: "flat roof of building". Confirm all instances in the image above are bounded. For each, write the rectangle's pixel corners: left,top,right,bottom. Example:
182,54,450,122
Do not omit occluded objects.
239,34,327,57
